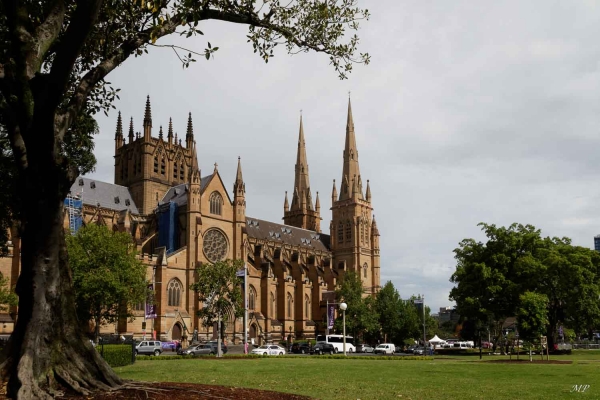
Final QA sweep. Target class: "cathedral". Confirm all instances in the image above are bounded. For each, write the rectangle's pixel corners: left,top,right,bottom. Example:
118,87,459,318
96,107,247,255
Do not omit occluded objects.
0,96,381,344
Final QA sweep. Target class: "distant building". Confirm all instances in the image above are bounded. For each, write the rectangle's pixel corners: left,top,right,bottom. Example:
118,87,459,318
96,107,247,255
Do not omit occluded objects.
594,235,600,252
438,307,460,325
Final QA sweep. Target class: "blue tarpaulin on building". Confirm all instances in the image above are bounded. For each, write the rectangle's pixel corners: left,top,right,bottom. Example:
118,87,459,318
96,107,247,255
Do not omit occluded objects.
158,202,179,254
64,197,83,234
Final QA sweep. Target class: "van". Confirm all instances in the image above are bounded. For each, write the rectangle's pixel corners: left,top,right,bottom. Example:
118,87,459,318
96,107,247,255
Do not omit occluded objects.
374,343,395,355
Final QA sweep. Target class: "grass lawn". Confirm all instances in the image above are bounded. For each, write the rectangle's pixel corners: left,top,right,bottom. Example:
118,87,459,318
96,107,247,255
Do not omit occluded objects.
113,351,600,399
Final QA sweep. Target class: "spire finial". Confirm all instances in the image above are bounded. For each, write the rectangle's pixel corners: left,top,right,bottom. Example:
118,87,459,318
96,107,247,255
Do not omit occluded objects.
128,116,134,143
143,95,152,126
167,117,174,143
158,125,163,140
115,111,123,138
214,162,218,172
186,112,194,148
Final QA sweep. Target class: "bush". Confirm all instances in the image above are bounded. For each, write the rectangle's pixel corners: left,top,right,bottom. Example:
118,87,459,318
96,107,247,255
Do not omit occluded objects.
99,344,134,367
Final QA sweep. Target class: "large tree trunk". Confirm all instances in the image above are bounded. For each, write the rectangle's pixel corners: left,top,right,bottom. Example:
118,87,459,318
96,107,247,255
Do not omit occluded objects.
0,129,122,398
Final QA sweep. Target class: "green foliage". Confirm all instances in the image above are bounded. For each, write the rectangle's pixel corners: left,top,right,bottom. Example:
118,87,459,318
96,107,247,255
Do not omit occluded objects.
191,259,244,327
516,291,549,343
67,224,148,334
0,129,15,256
0,271,17,311
334,271,379,341
98,344,134,367
450,222,600,346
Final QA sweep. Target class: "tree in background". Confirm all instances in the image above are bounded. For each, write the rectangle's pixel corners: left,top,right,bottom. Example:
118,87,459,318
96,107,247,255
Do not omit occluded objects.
66,224,147,342
515,291,549,360
450,223,544,348
450,222,600,351
0,0,369,396
191,259,244,357
334,271,379,343
374,281,402,342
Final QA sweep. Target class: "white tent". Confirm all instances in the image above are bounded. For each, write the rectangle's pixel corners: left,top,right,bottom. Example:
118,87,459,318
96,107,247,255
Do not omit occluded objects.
428,335,444,344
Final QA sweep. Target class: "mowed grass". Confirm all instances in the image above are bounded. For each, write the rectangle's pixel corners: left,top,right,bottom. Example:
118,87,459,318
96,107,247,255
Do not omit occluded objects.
113,351,600,399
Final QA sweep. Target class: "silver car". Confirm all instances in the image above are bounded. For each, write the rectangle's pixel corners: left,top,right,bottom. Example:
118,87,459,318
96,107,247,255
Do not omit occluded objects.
182,344,215,355
135,340,162,356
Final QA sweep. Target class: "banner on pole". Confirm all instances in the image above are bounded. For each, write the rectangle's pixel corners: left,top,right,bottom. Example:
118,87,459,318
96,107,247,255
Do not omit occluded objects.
145,284,157,319
236,268,246,277
327,304,335,329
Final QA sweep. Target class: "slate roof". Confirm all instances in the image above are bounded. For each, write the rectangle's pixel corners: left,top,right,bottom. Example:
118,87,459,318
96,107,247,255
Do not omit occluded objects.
69,177,139,214
158,176,214,207
245,217,331,252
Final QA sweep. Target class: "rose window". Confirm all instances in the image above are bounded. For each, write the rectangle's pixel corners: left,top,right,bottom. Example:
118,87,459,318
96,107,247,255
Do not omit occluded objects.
203,229,228,262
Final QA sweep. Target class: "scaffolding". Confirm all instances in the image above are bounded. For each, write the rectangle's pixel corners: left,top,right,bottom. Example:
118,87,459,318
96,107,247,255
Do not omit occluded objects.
65,192,83,235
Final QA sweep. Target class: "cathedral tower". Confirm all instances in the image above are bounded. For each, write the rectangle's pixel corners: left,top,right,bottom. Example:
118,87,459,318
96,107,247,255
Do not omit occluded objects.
283,116,321,232
114,96,200,215
331,99,380,294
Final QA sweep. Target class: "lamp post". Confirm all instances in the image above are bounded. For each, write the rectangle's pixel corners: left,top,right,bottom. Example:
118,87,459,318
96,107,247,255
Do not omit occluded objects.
340,302,347,356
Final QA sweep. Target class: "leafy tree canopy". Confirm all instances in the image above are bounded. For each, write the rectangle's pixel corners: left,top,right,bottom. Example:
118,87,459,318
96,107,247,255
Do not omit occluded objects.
334,271,379,341
66,224,147,337
191,259,244,327
0,271,17,312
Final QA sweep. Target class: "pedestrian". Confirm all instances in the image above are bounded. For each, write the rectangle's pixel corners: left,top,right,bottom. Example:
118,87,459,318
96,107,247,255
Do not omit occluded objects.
244,341,249,354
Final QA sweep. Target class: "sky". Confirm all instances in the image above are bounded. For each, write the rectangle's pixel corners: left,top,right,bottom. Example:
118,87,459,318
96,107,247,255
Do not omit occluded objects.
88,0,600,313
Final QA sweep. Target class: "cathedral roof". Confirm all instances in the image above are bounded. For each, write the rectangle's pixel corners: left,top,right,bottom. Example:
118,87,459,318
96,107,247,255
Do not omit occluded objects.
159,176,213,207
69,177,139,214
245,217,330,252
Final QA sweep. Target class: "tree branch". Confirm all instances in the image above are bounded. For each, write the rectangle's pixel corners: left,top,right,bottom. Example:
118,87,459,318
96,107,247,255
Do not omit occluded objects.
47,0,104,112
33,0,67,68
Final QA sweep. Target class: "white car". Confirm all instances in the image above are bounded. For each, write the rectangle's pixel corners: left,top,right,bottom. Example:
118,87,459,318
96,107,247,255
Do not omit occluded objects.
251,344,286,356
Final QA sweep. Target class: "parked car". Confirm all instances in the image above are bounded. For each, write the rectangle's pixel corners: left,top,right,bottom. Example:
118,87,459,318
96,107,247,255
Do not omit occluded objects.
135,340,162,356
357,344,374,353
291,343,311,354
206,341,228,354
311,342,336,355
251,344,286,356
395,345,403,353
180,344,215,355
413,346,426,355
374,343,395,355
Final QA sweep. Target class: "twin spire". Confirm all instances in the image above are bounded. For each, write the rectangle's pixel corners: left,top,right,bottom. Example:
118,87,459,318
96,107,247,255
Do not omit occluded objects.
338,97,364,201
290,115,314,212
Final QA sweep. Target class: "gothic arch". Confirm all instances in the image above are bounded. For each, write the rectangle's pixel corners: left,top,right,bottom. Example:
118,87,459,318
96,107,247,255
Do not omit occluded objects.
249,285,257,311
363,263,368,278
287,292,293,319
304,294,310,319
209,191,223,215
167,278,183,307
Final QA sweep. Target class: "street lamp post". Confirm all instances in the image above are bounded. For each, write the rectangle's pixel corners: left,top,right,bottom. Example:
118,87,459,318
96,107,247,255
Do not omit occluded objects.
340,302,347,356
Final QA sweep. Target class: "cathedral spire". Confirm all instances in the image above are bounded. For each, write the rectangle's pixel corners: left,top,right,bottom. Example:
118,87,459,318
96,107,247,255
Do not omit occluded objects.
186,112,194,148
167,117,174,145
128,117,134,143
292,114,311,211
284,191,289,212
115,111,123,139
315,191,320,212
340,97,362,200
235,156,243,187
143,95,152,139
331,179,338,203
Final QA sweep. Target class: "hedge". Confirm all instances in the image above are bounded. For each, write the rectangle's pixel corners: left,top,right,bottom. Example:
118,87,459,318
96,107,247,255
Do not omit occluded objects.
98,344,135,367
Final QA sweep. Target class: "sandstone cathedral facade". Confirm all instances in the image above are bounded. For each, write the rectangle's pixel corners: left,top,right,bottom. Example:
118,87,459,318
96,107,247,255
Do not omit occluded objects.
0,96,381,344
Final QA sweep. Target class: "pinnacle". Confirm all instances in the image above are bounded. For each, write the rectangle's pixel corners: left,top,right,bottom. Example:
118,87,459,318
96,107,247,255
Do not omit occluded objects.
144,95,152,126
168,117,173,140
115,111,123,138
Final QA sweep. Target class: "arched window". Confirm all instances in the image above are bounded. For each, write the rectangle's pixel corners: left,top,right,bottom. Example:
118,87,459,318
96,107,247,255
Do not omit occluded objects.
167,279,182,307
337,222,343,244
305,295,310,319
179,165,185,180
361,223,365,243
363,263,368,278
210,192,223,215
271,292,276,317
287,293,293,318
173,162,178,179
153,156,158,173
160,158,166,175
249,285,257,311
345,221,352,243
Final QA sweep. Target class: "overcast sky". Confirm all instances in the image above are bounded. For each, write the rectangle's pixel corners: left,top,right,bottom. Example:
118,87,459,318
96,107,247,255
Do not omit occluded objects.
88,0,600,312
